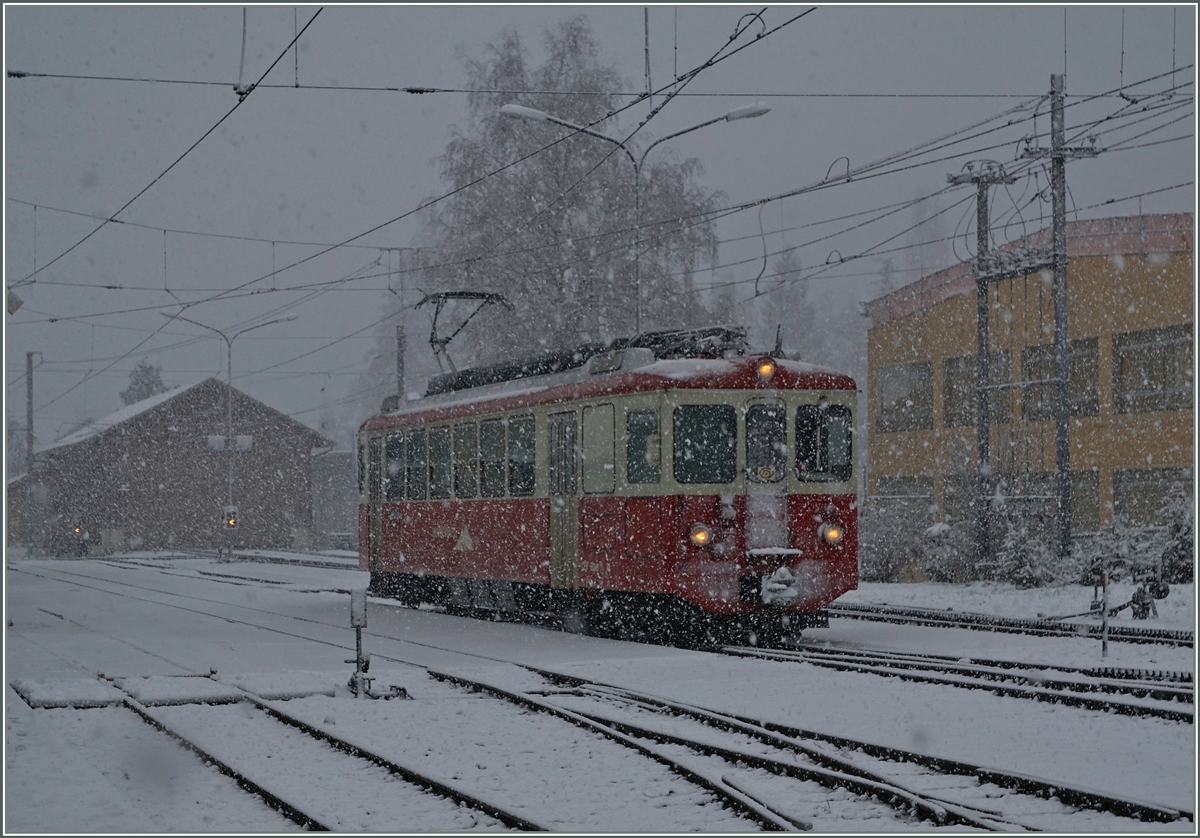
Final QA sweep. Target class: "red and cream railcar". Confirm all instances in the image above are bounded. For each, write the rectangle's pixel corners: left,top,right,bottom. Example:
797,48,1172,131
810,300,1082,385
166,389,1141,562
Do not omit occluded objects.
357,333,858,645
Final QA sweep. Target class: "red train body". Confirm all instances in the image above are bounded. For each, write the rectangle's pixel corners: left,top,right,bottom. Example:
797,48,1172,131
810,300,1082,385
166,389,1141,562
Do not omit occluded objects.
358,332,858,645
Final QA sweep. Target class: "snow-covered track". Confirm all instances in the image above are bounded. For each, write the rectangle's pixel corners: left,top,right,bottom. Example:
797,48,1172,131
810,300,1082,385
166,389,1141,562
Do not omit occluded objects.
521,666,1193,830
828,602,1194,646
121,697,332,831
722,645,1194,722
121,690,536,831
427,668,806,831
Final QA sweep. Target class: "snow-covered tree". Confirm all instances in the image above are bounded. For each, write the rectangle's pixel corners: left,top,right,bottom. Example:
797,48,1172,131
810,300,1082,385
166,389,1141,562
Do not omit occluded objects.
409,17,723,367
120,360,169,406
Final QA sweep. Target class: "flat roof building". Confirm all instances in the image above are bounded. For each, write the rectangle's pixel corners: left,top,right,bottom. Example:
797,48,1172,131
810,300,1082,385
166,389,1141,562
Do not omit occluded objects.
864,213,1193,580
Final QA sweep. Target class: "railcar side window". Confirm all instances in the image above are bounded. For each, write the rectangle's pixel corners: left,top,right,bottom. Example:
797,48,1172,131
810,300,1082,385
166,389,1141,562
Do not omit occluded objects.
746,404,786,483
479,418,506,498
796,404,853,482
626,409,661,484
428,426,452,499
582,404,616,494
507,415,536,496
384,433,405,501
357,440,366,497
673,404,737,484
454,422,479,499
367,437,383,504
405,428,427,500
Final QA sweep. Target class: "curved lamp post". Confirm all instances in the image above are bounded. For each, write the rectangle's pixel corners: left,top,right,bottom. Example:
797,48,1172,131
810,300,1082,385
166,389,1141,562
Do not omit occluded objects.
500,102,770,334
163,313,298,512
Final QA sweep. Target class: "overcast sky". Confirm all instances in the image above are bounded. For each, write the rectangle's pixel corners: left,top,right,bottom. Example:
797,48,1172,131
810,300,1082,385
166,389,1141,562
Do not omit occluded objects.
4,5,1195,446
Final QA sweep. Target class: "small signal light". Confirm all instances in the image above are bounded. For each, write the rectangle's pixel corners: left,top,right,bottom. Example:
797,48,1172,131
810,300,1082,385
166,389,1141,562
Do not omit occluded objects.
819,522,843,546
756,358,777,380
73,526,81,535
689,524,713,547
223,505,239,530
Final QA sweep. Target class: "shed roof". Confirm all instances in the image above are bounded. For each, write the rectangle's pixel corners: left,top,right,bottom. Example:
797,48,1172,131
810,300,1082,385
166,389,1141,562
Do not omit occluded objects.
37,378,330,454
865,212,1193,328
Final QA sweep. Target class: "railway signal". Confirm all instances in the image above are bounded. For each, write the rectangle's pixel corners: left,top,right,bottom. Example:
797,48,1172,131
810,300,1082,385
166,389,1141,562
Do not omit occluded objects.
223,505,239,529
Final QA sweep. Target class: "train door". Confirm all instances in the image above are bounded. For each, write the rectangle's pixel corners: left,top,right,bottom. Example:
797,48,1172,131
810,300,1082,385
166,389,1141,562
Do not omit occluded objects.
368,435,383,572
548,411,579,589
744,399,789,551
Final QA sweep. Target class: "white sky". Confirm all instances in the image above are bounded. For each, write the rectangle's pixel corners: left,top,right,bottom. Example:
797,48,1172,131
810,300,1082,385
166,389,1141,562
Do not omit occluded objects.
4,5,1195,444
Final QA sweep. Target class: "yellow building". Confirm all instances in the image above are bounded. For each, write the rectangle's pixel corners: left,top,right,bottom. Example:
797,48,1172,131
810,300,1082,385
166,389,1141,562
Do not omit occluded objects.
865,213,1193,539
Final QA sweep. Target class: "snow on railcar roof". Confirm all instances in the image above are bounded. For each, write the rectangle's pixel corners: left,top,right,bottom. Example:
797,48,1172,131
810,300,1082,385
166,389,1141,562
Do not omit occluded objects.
368,353,855,429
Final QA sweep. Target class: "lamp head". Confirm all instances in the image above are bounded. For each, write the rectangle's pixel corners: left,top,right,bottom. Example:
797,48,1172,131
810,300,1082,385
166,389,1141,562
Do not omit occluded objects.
724,102,771,122
500,104,550,123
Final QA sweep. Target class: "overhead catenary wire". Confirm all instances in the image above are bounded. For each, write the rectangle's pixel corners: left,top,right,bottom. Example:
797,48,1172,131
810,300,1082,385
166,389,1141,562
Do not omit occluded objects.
13,66,1187,315
7,70,1167,100
11,61,1190,417
12,8,325,289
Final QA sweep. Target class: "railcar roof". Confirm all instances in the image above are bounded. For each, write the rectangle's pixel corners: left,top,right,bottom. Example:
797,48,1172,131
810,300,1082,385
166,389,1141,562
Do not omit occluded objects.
360,356,855,433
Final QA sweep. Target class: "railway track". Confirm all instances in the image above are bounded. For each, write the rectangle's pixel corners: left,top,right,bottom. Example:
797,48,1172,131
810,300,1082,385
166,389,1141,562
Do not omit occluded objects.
722,644,1194,722
11,559,1194,831
828,602,1194,647
433,664,1192,832
116,689,536,832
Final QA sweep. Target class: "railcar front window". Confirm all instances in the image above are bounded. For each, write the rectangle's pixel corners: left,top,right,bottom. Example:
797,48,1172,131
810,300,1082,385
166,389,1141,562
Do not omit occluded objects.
428,427,452,499
406,429,427,500
796,404,853,482
507,416,536,496
746,404,786,483
385,433,405,501
626,409,661,484
673,404,737,484
480,419,506,497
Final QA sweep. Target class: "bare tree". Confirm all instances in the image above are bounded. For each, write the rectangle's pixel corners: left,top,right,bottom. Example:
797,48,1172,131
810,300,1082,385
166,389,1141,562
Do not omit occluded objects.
120,360,169,406
412,17,723,368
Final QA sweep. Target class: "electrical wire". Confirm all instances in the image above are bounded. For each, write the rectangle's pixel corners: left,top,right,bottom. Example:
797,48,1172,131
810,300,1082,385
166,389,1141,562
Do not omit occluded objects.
12,8,324,289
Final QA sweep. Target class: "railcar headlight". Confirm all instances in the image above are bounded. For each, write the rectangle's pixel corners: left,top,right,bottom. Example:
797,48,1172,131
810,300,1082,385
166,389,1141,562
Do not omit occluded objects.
689,524,713,547
756,358,777,380
819,522,844,546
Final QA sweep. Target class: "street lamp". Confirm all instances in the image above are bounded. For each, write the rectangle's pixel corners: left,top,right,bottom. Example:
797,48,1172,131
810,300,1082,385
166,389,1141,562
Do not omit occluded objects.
501,102,770,333
162,312,298,521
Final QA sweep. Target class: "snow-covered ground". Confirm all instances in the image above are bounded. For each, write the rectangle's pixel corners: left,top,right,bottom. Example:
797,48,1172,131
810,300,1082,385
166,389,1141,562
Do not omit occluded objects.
841,580,1195,632
4,549,1195,832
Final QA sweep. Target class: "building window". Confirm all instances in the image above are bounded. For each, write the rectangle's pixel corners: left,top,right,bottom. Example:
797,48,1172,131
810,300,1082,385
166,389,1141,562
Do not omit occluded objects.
1022,337,1099,420
1021,470,1101,532
1114,467,1192,526
943,352,1011,427
941,474,975,524
1113,323,1193,413
875,362,933,432
873,474,934,501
